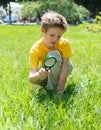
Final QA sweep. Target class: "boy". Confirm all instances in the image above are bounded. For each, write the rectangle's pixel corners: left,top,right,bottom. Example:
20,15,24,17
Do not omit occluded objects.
28,11,74,95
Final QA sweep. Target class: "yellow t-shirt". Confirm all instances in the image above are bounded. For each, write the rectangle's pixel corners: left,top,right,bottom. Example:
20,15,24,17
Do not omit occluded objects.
29,38,74,68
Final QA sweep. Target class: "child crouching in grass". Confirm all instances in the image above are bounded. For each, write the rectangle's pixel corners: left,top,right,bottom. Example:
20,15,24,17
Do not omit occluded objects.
28,11,74,95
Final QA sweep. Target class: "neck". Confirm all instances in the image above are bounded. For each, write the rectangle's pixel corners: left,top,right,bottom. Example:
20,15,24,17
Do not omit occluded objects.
42,39,55,50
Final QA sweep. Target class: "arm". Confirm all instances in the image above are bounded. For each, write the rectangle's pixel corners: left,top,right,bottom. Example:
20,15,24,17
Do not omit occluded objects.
28,68,50,84
58,58,69,94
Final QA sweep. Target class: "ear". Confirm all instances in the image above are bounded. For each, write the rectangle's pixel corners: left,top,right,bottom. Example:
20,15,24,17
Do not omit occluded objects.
41,27,46,34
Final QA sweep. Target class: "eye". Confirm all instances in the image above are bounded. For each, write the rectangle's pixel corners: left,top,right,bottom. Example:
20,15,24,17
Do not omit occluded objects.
50,34,54,37
57,36,61,39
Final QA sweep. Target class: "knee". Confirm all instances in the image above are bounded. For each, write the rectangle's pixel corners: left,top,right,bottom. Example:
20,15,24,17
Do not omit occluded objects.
47,50,62,62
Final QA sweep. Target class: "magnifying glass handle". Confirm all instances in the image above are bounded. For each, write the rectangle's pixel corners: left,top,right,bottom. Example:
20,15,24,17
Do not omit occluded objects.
45,67,50,71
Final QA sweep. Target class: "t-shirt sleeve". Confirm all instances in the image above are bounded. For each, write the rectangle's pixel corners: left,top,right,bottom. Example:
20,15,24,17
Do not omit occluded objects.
62,40,74,58
29,47,39,68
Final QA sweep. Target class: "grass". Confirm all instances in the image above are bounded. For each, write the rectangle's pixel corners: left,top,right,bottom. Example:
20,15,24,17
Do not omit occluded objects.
0,24,101,130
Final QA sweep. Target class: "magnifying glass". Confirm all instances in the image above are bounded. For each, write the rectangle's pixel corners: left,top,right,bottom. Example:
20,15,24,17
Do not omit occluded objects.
44,55,57,71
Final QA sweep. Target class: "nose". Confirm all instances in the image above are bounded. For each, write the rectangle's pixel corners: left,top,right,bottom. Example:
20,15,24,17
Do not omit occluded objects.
53,37,58,42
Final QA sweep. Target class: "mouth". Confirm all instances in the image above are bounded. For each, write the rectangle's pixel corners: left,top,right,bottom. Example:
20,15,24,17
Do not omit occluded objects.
51,42,56,45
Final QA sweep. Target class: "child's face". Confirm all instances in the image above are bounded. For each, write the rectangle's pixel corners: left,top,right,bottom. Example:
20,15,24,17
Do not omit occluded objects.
41,27,65,49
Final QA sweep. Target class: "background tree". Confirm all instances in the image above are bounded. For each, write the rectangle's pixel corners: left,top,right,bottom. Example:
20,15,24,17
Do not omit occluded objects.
38,0,89,23
74,0,101,17
0,0,31,9
21,0,90,23
21,2,40,23
0,0,14,12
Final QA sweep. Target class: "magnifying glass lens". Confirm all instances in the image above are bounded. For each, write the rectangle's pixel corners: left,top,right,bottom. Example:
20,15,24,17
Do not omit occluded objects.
44,56,57,71
45,58,55,66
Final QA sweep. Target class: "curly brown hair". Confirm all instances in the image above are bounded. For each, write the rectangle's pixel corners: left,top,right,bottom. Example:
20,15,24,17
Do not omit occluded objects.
41,11,68,32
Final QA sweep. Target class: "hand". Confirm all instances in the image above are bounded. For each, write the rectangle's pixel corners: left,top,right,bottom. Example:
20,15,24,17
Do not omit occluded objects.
38,68,50,80
57,86,64,95
57,90,65,99
57,90,64,95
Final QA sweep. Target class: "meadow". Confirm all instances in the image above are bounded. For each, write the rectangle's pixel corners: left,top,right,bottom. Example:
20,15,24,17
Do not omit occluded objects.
0,24,101,130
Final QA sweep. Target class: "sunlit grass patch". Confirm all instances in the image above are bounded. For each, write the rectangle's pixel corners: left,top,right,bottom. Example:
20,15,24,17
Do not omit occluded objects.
0,24,101,130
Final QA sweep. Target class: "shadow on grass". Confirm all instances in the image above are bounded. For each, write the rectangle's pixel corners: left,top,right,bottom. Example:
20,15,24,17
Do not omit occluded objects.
31,83,76,106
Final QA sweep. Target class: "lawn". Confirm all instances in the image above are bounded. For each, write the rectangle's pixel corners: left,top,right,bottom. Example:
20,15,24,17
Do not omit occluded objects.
0,24,101,130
